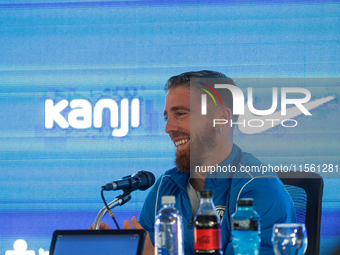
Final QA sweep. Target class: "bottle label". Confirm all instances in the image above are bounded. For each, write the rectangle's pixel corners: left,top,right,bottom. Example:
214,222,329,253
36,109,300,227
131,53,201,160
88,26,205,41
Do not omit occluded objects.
232,218,260,231
194,228,222,250
156,247,169,255
155,231,178,255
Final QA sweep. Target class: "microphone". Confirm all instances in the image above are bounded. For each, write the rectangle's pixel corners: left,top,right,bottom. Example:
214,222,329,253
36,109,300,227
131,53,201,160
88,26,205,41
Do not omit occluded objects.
102,170,155,192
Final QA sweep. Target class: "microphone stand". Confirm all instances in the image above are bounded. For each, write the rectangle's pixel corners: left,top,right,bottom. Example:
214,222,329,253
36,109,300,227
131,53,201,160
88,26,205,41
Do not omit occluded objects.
93,192,132,230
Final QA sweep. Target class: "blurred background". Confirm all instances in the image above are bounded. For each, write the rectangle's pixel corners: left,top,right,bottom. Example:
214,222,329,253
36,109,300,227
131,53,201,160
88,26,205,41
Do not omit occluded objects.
0,0,339,254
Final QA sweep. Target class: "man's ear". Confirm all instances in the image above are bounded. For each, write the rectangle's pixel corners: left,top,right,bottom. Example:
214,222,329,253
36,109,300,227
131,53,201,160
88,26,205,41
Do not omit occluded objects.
216,107,232,122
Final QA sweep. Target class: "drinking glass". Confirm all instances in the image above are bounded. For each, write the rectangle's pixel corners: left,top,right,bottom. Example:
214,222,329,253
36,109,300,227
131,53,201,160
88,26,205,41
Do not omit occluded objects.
271,223,308,255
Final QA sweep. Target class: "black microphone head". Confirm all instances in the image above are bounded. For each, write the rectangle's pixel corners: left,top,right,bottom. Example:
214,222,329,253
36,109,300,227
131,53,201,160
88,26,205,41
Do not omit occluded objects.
132,170,155,191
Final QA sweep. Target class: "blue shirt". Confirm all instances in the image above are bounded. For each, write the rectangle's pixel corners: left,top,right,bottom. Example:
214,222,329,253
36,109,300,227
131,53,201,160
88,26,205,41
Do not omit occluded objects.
139,144,296,255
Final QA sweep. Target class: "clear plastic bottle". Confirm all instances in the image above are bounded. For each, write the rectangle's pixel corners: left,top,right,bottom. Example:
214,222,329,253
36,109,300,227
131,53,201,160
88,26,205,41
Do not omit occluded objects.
231,198,261,255
194,190,222,255
154,196,184,255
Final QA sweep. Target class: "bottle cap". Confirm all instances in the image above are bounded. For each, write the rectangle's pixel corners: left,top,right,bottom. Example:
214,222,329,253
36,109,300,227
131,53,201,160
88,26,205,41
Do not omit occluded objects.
161,196,175,204
237,198,254,206
200,190,213,198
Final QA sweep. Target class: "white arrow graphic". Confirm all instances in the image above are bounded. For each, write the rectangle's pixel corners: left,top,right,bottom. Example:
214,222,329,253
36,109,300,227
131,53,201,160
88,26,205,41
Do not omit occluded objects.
238,96,335,134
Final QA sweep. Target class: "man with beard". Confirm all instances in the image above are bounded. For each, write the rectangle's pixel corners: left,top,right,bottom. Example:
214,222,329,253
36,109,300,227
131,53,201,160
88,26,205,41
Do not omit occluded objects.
97,71,296,255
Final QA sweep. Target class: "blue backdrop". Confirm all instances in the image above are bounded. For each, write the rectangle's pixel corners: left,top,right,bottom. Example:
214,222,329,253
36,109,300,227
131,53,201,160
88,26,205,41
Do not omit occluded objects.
0,1,339,254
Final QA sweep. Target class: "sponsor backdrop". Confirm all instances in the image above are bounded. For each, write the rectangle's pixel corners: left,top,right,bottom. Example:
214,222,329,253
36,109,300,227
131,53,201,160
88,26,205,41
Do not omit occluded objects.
0,1,339,254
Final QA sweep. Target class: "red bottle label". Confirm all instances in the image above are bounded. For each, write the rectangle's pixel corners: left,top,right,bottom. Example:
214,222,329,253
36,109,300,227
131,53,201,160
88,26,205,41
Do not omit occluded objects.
194,228,222,250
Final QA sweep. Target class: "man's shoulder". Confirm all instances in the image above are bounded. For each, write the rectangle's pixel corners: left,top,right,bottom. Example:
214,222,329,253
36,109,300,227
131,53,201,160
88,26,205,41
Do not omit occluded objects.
156,167,185,183
162,167,178,176
239,151,263,166
229,145,284,196
151,167,189,192
141,168,179,210
231,144,268,169
236,146,278,179
140,167,189,217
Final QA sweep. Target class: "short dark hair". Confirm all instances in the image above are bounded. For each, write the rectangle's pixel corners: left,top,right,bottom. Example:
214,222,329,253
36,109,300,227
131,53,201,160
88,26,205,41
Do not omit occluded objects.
165,70,238,121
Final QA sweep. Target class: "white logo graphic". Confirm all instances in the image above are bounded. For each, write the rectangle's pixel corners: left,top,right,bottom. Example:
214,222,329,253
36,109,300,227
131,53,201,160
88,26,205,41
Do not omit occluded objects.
209,86,313,116
45,98,140,137
5,239,49,255
238,96,335,134
38,249,49,255
215,205,225,221
5,239,35,255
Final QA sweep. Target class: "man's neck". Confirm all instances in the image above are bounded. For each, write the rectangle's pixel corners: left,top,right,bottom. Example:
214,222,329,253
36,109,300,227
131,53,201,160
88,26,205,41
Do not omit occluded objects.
189,177,205,192
189,143,234,192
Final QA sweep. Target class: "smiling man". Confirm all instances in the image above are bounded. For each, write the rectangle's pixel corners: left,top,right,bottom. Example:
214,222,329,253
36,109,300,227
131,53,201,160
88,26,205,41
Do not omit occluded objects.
128,71,296,255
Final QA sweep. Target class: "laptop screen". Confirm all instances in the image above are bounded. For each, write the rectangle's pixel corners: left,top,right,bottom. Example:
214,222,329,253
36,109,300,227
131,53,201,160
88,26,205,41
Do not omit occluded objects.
50,230,146,255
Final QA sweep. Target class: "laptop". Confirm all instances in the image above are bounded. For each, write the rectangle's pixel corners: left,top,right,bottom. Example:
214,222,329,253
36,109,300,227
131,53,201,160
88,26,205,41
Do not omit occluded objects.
49,229,146,255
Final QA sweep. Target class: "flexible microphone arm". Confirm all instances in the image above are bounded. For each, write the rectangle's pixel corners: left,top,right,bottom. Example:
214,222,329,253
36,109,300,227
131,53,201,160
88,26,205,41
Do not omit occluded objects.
94,170,155,229
93,193,132,230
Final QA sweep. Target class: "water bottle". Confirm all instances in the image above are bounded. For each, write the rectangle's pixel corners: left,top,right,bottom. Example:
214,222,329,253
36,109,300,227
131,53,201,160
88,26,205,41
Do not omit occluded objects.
194,190,222,255
231,198,261,255
154,196,184,255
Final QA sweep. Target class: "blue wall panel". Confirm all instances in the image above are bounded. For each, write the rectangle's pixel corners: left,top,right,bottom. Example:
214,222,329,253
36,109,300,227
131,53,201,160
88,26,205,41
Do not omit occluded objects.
0,1,339,254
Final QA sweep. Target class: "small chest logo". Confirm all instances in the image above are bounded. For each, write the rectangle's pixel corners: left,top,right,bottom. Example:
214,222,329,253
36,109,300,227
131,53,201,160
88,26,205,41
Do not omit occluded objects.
215,205,225,221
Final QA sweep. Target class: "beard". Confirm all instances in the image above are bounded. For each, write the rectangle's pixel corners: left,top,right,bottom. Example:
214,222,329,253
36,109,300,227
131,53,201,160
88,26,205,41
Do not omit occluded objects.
175,122,217,173
175,143,191,173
